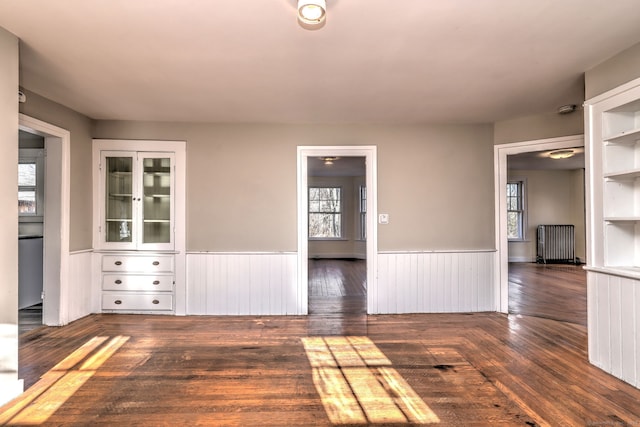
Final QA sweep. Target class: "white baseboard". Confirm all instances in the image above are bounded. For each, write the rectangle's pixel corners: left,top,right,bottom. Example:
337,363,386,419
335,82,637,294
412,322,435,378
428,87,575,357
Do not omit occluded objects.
309,253,366,260
508,256,534,263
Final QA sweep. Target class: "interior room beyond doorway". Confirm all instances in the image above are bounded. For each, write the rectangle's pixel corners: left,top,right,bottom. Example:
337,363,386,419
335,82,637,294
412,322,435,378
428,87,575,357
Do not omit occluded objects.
307,155,367,316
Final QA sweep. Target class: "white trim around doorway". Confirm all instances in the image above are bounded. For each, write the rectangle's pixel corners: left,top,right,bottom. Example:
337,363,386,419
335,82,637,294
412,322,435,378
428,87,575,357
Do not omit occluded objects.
19,114,71,326
297,146,378,315
494,134,584,313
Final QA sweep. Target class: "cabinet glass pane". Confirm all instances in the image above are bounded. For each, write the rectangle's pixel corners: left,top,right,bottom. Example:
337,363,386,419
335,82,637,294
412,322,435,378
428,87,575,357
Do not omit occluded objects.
142,157,171,244
105,157,133,243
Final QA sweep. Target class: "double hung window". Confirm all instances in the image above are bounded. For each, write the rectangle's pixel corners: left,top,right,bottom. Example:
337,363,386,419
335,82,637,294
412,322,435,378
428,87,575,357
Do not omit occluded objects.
18,149,45,220
507,181,526,240
309,187,342,239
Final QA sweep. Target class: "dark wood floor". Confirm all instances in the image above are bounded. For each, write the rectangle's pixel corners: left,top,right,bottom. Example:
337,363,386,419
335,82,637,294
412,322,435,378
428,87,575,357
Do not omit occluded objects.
508,262,587,326
309,259,367,316
18,303,43,335
5,260,635,426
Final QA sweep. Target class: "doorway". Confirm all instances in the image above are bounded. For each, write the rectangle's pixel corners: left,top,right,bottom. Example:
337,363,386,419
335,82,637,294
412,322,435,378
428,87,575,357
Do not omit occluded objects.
307,156,367,315
494,134,584,314
297,146,377,315
18,114,70,327
18,129,45,333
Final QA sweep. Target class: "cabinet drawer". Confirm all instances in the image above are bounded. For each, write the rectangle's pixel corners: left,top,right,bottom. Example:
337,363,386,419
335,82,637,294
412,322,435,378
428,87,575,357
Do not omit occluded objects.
102,274,173,292
102,293,173,311
102,255,174,272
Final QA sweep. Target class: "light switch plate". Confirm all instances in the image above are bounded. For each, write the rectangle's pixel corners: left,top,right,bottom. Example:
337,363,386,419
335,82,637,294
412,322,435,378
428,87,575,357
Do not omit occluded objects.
378,213,389,224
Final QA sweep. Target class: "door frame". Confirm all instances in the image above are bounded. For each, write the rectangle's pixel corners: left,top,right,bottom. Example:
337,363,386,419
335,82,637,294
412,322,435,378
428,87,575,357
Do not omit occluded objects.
297,146,378,314
493,134,583,313
19,114,70,326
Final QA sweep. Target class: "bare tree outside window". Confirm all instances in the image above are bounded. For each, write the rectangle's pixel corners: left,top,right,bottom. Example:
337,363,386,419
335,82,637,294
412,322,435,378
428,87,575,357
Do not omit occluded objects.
309,187,342,238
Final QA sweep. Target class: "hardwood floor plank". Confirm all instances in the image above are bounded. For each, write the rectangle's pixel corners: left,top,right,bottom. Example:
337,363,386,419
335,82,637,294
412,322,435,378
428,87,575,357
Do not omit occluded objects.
508,262,587,326
4,311,640,425
3,262,635,425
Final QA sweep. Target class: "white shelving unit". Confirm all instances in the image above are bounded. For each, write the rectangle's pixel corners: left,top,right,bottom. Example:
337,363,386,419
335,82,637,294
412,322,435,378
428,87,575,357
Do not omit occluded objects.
587,84,640,274
585,78,640,389
93,140,186,314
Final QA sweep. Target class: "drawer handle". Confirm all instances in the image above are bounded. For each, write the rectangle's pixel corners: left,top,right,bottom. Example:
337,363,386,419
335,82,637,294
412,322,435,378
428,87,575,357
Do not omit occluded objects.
153,280,160,285
152,261,160,266
152,299,160,305
115,279,122,284
115,261,122,266
114,300,122,305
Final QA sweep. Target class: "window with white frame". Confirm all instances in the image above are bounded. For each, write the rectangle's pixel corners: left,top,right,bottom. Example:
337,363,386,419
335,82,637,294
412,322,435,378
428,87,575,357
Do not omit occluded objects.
18,149,45,220
507,180,526,240
309,187,342,239
359,185,366,240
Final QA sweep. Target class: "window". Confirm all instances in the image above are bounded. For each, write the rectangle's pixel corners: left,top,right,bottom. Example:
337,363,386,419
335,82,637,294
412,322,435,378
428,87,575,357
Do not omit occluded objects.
507,180,526,240
359,185,367,240
309,187,342,238
18,149,45,220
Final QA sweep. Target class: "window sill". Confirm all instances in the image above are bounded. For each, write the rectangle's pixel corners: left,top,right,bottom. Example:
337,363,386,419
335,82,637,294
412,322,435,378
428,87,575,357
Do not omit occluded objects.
309,237,348,241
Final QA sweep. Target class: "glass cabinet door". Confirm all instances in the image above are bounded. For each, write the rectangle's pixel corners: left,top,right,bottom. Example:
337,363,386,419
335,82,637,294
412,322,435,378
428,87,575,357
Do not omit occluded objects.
141,156,172,245
105,156,133,243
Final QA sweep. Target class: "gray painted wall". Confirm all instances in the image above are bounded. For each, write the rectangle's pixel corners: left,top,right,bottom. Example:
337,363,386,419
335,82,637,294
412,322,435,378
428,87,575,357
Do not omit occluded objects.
92,121,496,252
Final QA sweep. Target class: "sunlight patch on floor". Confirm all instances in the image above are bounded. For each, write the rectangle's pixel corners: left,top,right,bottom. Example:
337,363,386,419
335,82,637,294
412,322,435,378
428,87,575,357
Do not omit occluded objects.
0,335,129,425
302,336,440,425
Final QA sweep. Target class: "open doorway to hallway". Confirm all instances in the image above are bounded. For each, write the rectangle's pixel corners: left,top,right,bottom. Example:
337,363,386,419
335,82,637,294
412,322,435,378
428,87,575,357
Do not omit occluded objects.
307,156,367,316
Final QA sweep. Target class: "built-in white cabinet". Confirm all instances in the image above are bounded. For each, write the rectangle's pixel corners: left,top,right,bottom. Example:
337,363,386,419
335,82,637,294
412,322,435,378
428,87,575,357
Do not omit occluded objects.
586,81,640,274
99,150,175,251
585,77,640,389
101,253,174,312
93,140,186,314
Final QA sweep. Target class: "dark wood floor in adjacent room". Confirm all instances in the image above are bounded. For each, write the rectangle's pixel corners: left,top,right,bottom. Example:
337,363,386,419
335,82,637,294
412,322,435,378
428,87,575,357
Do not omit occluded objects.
508,262,587,326
5,260,637,426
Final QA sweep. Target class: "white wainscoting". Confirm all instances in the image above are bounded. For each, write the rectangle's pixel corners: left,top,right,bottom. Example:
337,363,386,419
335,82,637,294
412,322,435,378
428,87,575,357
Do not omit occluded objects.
587,269,640,388
373,251,496,314
66,250,95,324
186,252,300,315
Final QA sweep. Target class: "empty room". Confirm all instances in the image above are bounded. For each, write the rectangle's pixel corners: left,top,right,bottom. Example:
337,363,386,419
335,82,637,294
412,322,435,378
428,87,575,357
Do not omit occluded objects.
2,1,640,425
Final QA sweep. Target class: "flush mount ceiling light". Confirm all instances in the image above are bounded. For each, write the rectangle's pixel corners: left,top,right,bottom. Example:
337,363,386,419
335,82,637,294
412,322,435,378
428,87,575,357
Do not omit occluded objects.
298,0,326,26
549,149,575,159
320,156,338,165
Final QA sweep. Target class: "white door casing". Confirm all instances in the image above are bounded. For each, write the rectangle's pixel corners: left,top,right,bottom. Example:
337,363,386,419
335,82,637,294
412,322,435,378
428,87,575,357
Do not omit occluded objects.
493,134,584,313
297,146,378,314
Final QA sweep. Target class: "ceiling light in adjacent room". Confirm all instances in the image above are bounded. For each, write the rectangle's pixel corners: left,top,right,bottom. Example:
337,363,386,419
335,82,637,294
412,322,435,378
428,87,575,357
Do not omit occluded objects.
321,157,338,165
549,149,575,159
298,0,326,26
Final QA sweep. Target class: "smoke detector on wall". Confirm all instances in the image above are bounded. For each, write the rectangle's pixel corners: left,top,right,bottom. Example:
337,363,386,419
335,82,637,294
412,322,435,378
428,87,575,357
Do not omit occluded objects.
557,104,577,114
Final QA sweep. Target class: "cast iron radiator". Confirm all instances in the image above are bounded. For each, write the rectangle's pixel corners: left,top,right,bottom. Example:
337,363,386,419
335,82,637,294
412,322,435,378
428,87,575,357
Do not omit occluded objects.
536,224,576,264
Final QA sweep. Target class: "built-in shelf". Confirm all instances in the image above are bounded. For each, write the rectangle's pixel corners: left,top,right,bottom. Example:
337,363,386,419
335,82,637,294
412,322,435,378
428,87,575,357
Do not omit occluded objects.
604,127,640,144
604,217,640,222
604,169,640,180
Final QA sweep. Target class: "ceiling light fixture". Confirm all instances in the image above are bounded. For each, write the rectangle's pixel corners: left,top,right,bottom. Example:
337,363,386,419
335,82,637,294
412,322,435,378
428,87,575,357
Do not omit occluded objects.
549,149,575,159
298,0,326,26
321,156,338,165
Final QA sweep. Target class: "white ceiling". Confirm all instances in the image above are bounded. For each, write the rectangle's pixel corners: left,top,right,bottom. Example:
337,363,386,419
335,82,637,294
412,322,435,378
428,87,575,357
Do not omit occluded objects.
2,1,640,124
